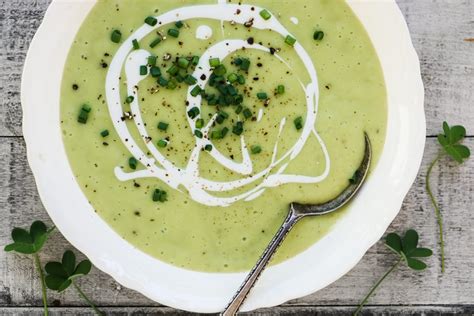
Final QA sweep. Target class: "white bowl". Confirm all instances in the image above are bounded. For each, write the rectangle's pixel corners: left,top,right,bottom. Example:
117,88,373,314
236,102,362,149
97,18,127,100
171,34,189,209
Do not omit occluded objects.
21,0,425,313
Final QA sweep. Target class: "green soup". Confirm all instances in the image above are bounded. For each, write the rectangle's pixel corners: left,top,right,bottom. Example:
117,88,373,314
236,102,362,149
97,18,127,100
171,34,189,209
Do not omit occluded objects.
60,0,387,272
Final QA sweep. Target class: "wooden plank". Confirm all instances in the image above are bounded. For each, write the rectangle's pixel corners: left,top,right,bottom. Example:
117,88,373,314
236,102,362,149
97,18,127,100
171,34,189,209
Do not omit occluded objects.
0,0,473,136
1,305,474,315
1,137,473,309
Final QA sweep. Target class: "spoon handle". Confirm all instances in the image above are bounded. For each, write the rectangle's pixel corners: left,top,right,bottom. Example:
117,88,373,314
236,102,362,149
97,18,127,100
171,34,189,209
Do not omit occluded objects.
222,209,301,316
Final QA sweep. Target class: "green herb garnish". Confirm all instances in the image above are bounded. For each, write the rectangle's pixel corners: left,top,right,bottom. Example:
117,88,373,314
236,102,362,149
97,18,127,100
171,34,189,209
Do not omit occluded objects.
149,37,162,48
209,58,220,67
187,107,200,119
426,122,470,273
257,92,268,100
259,9,272,20
354,230,432,315
251,145,262,154
175,20,184,28
45,250,103,315
140,65,148,76
167,28,180,38
4,221,55,315
232,121,244,136
313,30,324,41
148,55,157,66
110,29,122,43
152,189,168,202
294,116,304,130
204,144,213,152
285,35,296,46
144,16,157,26
125,95,134,104
150,66,161,78
157,139,168,148
276,85,285,95
157,121,169,131
77,104,91,124
190,86,202,97
132,39,140,50
195,119,205,129
128,157,138,170
100,130,109,137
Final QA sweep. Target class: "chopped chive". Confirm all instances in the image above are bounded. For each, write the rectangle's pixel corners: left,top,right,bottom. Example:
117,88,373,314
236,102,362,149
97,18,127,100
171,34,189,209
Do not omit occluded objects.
187,107,200,119
213,64,227,76
294,116,304,130
210,130,222,139
243,108,252,119
150,66,161,77
227,73,238,83
110,30,122,43
195,119,205,129
191,56,200,66
251,145,262,154
157,139,168,148
167,28,179,38
77,109,89,124
204,144,213,152
177,57,190,69
194,129,203,138
190,85,202,97
259,9,272,20
158,76,169,86
237,74,246,85
166,65,179,76
144,16,158,26
234,58,243,66
157,121,169,131
132,39,140,49
221,127,229,138
152,189,167,202
313,30,325,41
257,92,268,100
216,111,228,124
184,75,197,85
232,121,244,136
100,129,109,137
240,59,250,72
128,157,138,170
125,96,134,104
285,35,297,46
209,58,220,67
235,105,243,114
175,20,184,28
81,104,91,113
276,84,285,95
150,37,162,48
148,55,157,66
233,94,244,105
140,65,148,76
166,80,177,90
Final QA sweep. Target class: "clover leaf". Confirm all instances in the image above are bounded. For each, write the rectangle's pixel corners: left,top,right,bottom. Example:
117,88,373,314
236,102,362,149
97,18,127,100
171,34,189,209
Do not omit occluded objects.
45,250,92,292
355,229,432,315
4,221,55,254
385,230,432,270
437,121,471,163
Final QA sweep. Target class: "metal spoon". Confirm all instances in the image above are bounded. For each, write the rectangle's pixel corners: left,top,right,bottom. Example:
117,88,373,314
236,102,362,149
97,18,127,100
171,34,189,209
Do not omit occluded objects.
222,133,372,316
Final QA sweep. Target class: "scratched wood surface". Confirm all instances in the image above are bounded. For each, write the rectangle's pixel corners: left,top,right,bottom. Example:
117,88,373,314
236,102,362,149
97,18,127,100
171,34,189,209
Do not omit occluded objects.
0,0,473,315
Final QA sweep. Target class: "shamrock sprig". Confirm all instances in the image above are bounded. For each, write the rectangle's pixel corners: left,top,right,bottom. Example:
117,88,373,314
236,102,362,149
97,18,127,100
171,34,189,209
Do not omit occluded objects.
4,221,55,315
45,250,103,315
427,122,470,273
4,220,55,254
354,229,432,315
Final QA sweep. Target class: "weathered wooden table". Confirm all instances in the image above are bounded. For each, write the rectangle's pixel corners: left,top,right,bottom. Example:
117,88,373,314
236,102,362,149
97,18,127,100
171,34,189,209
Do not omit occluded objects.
1,0,473,315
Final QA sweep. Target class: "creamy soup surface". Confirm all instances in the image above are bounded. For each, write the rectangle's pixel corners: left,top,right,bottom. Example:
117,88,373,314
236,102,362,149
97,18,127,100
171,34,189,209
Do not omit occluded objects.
60,0,387,272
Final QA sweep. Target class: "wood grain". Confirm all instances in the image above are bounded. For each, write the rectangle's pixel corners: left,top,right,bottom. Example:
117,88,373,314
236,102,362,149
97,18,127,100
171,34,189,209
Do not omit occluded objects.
0,0,473,314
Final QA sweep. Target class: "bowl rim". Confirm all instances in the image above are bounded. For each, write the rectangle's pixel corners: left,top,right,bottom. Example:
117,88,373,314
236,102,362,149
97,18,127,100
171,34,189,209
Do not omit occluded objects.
21,0,425,313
